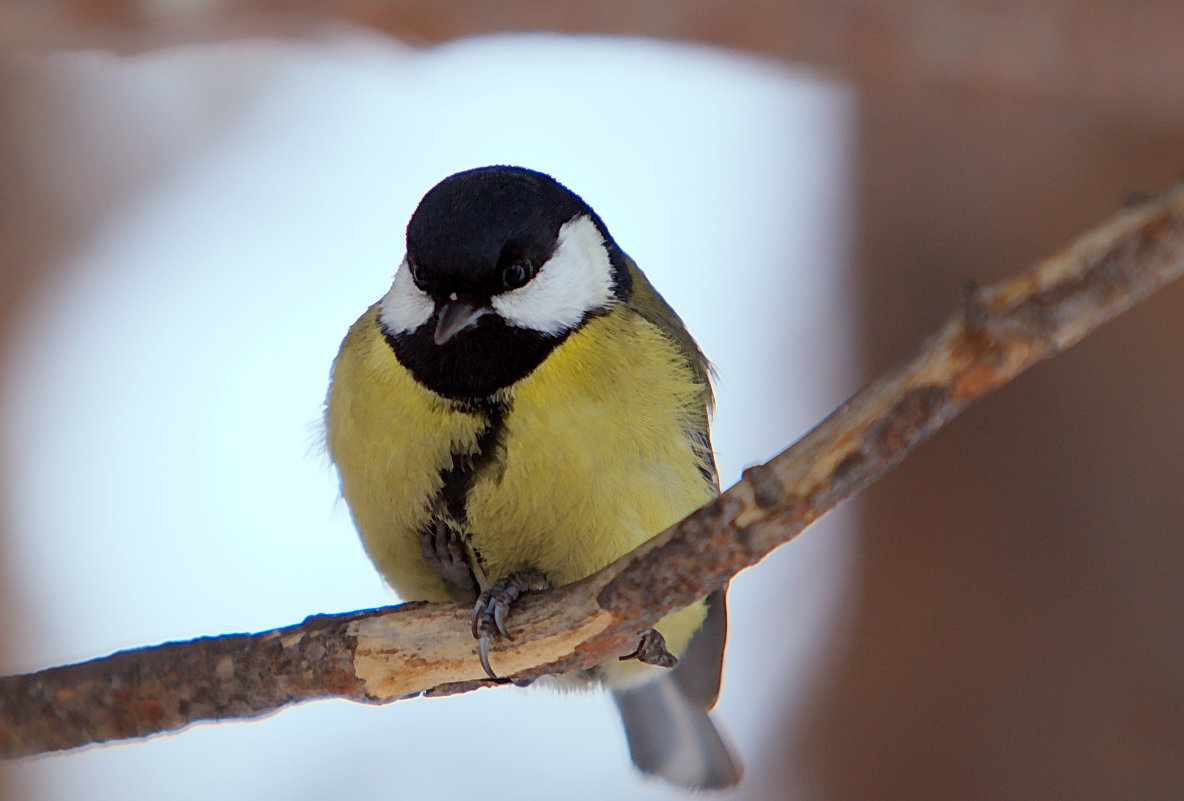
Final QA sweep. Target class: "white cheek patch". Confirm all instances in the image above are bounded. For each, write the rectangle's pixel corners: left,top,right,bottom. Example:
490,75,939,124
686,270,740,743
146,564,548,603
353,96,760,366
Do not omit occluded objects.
492,215,616,335
378,257,434,334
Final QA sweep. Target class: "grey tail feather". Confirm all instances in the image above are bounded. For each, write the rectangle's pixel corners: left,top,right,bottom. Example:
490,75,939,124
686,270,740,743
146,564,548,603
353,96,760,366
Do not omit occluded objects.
612,674,743,789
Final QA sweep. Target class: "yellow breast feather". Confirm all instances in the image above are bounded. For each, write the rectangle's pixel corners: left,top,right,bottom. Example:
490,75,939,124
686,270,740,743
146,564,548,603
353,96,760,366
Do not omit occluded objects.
328,303,714,649
465,306,715,586
326,304,488,601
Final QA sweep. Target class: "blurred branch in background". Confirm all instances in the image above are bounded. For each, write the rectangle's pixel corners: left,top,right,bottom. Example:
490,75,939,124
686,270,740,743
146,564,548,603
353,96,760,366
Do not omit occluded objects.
5,1,1184,131
2,182,1182,760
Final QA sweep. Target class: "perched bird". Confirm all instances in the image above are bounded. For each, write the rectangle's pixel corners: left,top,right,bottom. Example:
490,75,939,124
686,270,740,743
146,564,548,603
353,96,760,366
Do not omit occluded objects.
325,166,741,788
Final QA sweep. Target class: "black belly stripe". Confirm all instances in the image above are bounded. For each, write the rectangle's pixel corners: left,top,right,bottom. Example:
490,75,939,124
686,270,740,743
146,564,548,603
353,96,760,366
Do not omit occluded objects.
438,397,508,526
416,398,508,598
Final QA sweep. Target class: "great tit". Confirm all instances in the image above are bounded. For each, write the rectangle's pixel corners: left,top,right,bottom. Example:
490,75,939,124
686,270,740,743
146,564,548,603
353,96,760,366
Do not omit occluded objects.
325,166,741,788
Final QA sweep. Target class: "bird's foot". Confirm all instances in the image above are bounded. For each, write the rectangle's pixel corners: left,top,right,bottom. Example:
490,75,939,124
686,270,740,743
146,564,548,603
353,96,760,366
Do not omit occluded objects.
419,520,479,604
472,568,549,679
619,628,678,668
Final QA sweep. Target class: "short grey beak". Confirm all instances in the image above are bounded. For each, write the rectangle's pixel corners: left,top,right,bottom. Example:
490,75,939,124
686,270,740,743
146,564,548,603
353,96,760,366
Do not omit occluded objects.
434,299,488,345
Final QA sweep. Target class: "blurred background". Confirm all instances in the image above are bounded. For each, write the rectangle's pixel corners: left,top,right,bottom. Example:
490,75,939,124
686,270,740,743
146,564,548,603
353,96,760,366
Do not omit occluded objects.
1,2,1183,801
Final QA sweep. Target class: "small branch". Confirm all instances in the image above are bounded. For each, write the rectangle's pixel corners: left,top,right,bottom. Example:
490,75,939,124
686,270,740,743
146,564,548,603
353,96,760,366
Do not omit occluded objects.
3,185,1184,760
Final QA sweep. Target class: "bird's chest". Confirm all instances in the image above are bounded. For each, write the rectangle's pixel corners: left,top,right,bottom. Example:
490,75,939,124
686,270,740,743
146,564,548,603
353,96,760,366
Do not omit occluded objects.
443,319,711,589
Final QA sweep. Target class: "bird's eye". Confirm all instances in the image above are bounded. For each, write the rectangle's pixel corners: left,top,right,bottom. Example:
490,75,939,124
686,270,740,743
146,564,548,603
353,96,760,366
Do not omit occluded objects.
406,260,425,288
502,260,535,290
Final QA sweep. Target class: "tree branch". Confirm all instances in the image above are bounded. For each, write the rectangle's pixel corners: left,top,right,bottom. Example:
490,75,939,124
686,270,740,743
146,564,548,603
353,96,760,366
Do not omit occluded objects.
3,185,1184,760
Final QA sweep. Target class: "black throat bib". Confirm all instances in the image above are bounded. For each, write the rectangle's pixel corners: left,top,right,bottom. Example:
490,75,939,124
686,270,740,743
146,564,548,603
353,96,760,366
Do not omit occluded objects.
383,316,569,402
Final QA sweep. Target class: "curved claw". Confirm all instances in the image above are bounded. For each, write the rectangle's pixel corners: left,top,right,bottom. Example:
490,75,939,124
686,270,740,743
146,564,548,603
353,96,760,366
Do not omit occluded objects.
479,633,496,679
471,597,487,639
470,568,550,680
619,628,679,668
494,602,510,640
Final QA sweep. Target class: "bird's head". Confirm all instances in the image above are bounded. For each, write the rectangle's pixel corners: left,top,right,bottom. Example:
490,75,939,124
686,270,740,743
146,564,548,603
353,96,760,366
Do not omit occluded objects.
380,166,631,400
